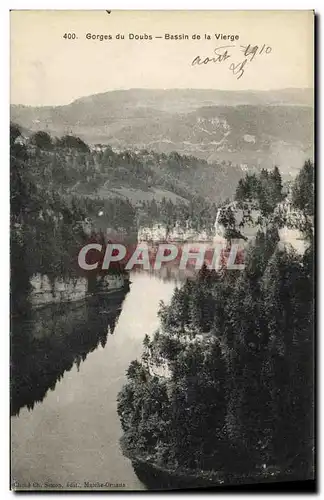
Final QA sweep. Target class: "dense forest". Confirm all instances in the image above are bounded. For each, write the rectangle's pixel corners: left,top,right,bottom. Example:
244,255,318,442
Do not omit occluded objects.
13,127,244,201
10,125,228,320
10,124,235,311
117,160,314,486
11,125,90,313
235,166,283,215
11,119,314,486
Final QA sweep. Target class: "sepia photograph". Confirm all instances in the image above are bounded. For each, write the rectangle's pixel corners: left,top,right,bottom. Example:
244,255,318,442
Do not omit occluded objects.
10,9,315,491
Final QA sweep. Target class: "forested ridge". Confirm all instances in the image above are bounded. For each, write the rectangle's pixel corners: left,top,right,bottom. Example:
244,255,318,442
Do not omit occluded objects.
12,127,244,201
11,125,92,312
117,160,314,485
10,124,313,301
10,125,237,311
10,118,315,485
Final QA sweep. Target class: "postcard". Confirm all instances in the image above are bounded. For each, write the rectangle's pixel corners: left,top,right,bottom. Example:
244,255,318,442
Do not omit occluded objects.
10,10,315,491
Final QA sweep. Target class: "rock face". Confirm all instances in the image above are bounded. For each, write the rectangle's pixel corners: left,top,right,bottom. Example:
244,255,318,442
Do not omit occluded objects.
30,275,88,309
95,274,127,293
29,273,127,309
167,224,213,242
214,201,262,242
214,199,310,255
138,224,168,242
274,199,310,254
137,197,310,255
138,223,213,243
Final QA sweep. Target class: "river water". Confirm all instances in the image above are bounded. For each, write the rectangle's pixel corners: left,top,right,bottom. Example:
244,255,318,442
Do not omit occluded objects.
11,272,177,491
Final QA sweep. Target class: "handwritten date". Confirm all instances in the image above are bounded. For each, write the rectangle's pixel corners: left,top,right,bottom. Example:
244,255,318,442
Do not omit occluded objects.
191,43,272,80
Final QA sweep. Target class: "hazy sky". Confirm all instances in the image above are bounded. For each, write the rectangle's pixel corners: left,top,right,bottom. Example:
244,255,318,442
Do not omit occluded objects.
10,10,314,106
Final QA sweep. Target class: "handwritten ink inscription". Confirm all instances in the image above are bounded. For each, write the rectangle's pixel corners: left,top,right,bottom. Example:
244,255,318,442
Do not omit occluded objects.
191,44,273,80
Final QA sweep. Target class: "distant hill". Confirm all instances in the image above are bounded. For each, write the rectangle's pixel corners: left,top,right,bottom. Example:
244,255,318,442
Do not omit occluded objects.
11,88,313,177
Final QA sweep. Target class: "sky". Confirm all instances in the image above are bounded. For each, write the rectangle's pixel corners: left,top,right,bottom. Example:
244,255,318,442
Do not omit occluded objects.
10,10,314,106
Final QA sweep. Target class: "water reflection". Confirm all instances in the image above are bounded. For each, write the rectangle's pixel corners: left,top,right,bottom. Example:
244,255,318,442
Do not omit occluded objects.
132,265,196,284
11,272,176,490
11,291,128,417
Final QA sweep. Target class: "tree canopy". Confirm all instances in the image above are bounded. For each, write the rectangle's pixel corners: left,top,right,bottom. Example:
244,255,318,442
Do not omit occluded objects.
118,161,314,484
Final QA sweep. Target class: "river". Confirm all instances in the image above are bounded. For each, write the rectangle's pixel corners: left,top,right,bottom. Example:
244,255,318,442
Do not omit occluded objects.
11,272,177,491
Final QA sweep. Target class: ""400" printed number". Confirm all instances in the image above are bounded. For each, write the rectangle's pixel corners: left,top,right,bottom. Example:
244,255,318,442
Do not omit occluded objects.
63,33,77,40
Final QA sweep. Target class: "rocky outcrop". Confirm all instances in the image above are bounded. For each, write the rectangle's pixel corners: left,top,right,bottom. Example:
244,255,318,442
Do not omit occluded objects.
214,200,263,242
214,199,310,255
30,275,87,309
138,224,168,242
138,223,213,243
29,273,128,309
